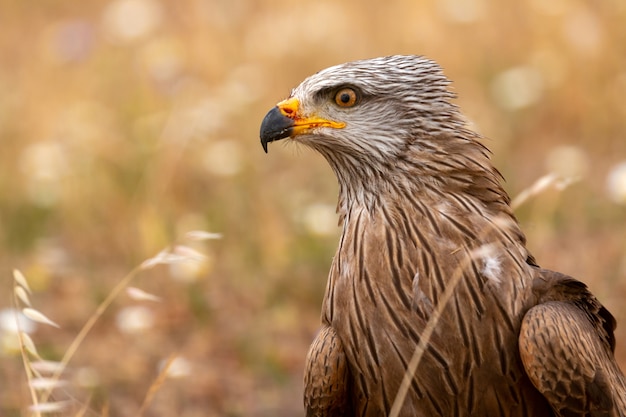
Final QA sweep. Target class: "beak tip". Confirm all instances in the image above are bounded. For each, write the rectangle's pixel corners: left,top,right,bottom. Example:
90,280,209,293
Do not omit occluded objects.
260,106,294,154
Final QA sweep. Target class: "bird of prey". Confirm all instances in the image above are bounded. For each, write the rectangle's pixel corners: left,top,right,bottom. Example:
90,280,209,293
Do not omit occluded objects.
259,55,626,417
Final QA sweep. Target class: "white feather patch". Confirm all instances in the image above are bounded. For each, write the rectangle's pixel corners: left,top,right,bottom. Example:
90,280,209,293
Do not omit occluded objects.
481,253,502,284
472,244,503,285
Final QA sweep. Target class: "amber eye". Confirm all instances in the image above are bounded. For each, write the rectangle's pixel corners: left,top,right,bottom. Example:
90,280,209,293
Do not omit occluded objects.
334,88,358,108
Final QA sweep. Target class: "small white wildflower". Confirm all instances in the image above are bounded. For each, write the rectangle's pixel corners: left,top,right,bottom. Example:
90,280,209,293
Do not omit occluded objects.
491,66,544,110
19,142,69,207
0,308,37,334
301,203,338,236
74,366,100,388
116,306,155,334
607,161,626,204
545,145,589,180
102,0,162,43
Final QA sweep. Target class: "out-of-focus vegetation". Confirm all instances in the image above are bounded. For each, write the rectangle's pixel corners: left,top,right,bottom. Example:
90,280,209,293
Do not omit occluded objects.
0,0,625,415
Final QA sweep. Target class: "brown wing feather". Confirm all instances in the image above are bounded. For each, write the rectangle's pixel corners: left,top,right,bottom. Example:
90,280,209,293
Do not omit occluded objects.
304,325,352,417
520,270,626,417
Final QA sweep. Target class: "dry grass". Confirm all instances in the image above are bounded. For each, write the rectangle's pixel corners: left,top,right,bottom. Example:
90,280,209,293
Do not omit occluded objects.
11,240,208,416
0,0,625,415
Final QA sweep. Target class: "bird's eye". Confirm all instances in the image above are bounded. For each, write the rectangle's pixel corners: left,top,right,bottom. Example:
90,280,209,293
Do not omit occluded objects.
334,88,358,108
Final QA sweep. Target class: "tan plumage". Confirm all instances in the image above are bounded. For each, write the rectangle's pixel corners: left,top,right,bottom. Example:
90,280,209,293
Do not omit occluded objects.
259,55,626,417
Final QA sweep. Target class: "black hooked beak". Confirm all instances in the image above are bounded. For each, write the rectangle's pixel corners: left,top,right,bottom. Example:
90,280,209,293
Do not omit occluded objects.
260,106,294,153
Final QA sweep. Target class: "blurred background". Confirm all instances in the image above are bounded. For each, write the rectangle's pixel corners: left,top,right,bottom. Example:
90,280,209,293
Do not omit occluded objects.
0,0,625,415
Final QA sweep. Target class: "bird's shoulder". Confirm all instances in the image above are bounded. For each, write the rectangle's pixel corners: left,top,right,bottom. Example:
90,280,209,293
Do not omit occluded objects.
520,268,626,416
529,267,616,352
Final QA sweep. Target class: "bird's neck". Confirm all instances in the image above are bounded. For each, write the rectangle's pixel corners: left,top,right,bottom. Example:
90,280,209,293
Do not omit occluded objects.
330,142,514,226
326,135,533,262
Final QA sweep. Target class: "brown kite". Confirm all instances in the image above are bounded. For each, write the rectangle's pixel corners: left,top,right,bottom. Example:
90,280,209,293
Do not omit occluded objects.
260,55,626,417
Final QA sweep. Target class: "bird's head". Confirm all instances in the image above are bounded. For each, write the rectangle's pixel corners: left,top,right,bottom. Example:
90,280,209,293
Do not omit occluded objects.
260,55,506,212
260,55,466,154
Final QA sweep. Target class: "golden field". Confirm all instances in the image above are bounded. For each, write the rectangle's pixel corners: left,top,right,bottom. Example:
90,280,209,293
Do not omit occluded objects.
0,0,625,415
